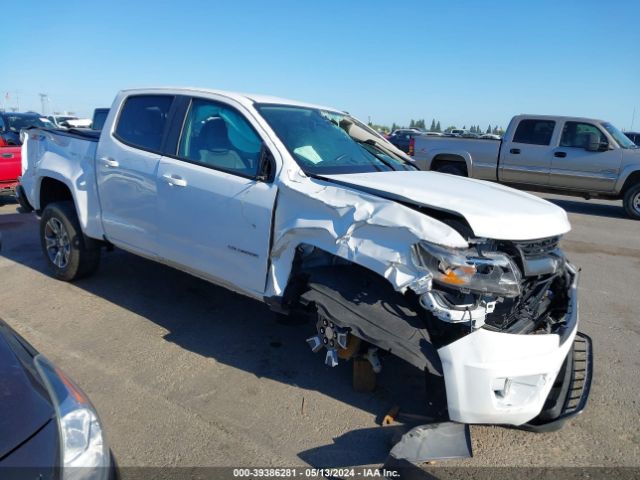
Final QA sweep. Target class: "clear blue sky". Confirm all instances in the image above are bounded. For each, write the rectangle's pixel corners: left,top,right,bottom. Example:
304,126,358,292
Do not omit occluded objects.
2,0,639,130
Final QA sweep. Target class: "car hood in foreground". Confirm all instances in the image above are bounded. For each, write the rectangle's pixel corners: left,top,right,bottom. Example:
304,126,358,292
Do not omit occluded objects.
0,323,54,459
323,171,570,241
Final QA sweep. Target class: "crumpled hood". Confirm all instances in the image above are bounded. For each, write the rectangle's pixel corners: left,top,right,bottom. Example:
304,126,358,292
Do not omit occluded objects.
323,171,571,240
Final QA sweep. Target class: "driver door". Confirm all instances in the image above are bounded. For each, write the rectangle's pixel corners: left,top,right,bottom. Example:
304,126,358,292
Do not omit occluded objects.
548,121,622,192
155,97,278,297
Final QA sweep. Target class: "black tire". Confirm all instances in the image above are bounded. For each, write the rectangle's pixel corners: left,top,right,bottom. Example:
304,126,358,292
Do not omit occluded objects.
434,162,466,176
40,201,100,281
623,184,640,220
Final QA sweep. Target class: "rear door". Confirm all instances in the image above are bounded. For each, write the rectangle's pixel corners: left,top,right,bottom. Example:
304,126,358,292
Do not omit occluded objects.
548,121,622,192
499,119,556,185
96,94,175,255
155,96,278,296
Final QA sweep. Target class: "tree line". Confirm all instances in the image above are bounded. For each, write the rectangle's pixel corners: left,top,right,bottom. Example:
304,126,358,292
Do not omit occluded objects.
369,118,504,136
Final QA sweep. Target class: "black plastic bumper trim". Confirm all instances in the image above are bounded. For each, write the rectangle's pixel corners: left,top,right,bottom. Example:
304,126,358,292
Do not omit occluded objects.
520,331,593,432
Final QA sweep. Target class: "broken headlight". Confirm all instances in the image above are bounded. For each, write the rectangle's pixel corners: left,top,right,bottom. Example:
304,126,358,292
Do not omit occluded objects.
412,241,522,297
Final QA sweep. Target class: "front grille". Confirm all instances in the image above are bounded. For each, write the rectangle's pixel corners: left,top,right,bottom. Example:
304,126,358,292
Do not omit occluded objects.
513,236,561,257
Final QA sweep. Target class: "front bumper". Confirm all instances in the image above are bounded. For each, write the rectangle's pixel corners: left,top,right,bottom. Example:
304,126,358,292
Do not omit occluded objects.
437,264,589,426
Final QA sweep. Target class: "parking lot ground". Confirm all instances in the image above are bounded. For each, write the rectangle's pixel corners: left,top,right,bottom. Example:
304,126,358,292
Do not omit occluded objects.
0,193,639,469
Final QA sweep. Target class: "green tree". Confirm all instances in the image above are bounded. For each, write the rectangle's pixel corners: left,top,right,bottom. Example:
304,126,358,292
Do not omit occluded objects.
429,119,436,132
486,125,492,134
409,119,415,128
436,121,441,132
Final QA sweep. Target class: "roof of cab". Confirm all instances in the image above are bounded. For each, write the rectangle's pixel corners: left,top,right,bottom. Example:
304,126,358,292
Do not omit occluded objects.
514,114,607,124
119,87,343,114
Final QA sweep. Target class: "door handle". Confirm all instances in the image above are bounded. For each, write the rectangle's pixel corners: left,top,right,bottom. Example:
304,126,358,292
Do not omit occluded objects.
100,157,119,168
510,148,520,154
162,173,187,187
554,151,567,158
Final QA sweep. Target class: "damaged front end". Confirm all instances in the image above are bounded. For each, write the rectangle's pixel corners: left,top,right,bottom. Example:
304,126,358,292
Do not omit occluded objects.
412,234,591,428
294,230,591,429
412,235,572,336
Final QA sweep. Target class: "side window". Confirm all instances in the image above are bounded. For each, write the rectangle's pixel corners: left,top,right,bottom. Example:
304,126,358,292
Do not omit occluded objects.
115,95,174,152
512,120,555,146
560,122,605,149
0,116,4,131
177,98,262,177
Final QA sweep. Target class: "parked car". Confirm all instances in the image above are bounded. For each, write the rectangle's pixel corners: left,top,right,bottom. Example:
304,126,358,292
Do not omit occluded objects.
413,114,640,219
387,128,423,154
0,318,116,478
20,87,591,430
64,118,92,128
48,115,79,128
481,133,501,140
449,129,466,136
0,112,55,145
92,108,110,131
0,144,21,200
625,131,640,146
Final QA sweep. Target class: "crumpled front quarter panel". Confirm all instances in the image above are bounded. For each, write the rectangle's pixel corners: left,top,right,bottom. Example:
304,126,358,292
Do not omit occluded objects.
266,171,467,297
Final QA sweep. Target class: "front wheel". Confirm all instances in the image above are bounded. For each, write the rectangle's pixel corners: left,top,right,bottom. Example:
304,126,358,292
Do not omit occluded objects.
40,201,100,281
623,184,640,220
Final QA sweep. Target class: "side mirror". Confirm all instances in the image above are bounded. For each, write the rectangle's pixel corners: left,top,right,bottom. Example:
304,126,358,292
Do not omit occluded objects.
586,133,610,152
586,133,600,152
256,144,274,182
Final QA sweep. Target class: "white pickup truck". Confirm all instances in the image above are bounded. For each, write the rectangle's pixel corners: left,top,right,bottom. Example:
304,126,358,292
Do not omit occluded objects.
19,88,591,431
413,114,640,219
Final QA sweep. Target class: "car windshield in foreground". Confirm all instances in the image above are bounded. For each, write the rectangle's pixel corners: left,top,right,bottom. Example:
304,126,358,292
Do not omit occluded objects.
602,122,637,149
256,105,415,174
6,115,54,131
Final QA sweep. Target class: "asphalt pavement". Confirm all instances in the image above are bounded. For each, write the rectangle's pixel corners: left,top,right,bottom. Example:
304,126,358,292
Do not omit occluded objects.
0,193,638,470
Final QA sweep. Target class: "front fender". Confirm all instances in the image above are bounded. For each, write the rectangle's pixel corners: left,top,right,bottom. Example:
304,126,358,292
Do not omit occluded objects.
265,177,467,299
614,164,640,193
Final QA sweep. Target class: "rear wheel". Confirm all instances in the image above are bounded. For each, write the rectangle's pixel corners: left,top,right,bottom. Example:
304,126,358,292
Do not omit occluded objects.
623,184,640,220
40,201,100,280
433,162,466,176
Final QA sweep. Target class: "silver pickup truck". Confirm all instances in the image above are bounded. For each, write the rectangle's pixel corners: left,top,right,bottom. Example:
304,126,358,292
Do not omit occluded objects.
413,115,640,219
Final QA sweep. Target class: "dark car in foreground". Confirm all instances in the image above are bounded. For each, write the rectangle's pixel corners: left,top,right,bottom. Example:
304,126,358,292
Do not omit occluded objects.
0,318,116,479
0,112,55,145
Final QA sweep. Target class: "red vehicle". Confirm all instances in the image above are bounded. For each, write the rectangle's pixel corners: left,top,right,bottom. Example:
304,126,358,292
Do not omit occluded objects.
0,140,21,199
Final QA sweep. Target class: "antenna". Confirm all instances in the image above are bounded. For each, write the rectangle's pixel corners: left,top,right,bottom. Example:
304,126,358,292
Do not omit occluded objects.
632,107,636,131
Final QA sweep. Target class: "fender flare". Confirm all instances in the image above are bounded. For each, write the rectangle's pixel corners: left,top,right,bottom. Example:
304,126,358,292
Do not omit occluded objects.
425,149,473,176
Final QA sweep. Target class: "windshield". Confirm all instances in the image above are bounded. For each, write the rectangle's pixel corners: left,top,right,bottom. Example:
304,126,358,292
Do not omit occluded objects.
256,105,416,174
5,115,54,131
602,122,637,149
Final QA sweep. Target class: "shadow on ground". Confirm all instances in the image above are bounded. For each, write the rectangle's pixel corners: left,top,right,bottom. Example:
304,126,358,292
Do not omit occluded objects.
543,197,628,220
0,209,447,468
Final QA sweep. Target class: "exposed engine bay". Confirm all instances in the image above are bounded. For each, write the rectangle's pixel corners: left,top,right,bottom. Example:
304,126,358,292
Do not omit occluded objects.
289,231,574,375
413,235,572,335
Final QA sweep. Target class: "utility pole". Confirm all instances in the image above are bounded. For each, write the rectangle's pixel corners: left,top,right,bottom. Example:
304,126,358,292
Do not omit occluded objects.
631,107,636,131
39,93,49,115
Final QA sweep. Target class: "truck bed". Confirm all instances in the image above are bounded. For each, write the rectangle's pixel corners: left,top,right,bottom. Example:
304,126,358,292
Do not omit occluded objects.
412,135,501,181
20,127,103,237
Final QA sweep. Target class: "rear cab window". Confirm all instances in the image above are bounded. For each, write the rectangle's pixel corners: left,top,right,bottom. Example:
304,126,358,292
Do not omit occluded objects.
114,95,174,152
512,119,556,146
